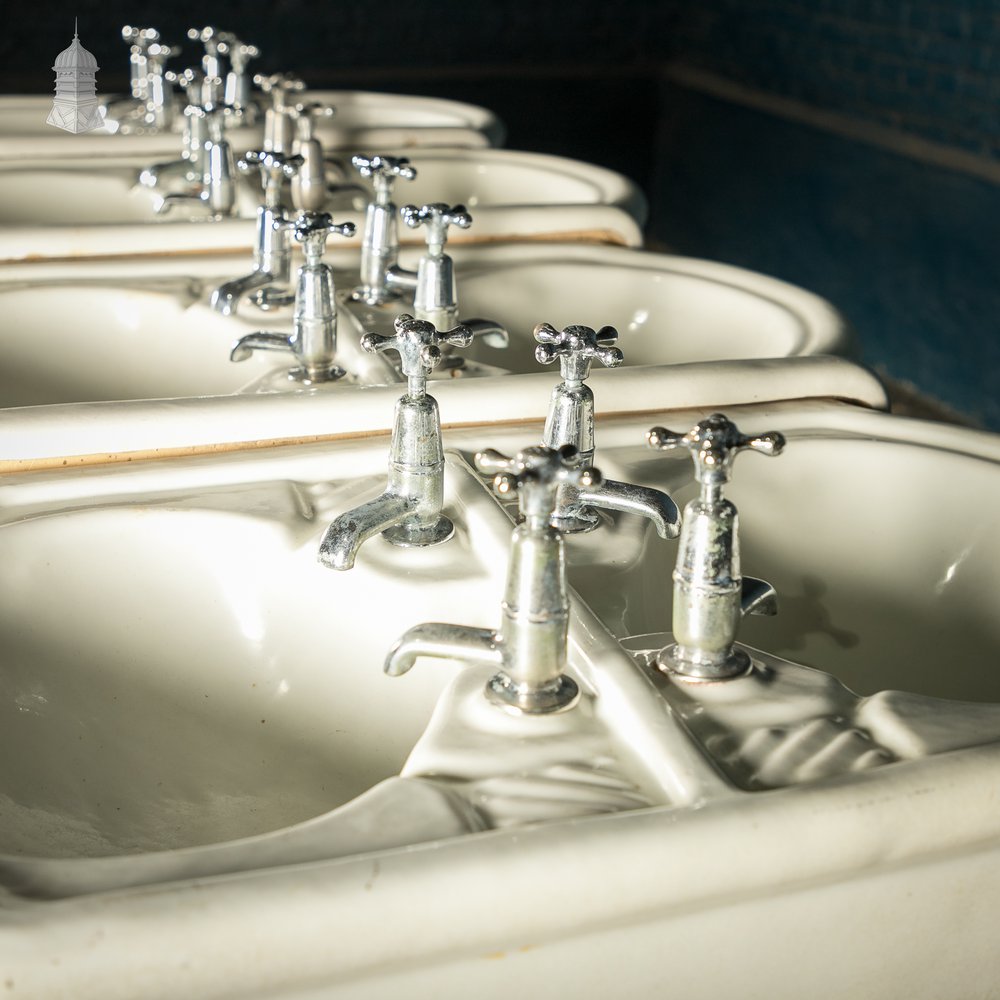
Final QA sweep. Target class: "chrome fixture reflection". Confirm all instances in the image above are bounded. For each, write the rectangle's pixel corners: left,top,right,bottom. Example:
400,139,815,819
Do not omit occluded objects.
210,150,304,315
535,322,680,537
254,73,307,154
230,211,357,382
351,155,417,305
385,445,597,715
646,413,785,679
106,27,179,132
152,104,236,217
318,314,473,570
383,202,508,363
290,103,335,212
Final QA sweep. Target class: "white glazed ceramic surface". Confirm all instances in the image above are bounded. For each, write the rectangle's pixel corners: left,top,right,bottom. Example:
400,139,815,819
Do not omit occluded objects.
0,245,850,408
0,399,999,998
0,91,503,160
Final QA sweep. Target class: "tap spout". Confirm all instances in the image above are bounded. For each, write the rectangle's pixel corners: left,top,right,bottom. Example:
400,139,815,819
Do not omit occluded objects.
464,318,509,349
384,263,419,293
211,270,281,316
230,331,291,363
317,492,415,571
741,576,778,617
384,623,502,678
571,477,681,539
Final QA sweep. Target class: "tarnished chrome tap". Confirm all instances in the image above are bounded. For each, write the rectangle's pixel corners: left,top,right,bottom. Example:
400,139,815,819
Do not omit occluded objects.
153,104,236,217
385,202,508,359
318,314,473,570
351,155,417,305
230,211,356,383
210,150,304,315
535,322,680,538
646,413,785,680
254,73,307,154
385,445,599,715
291,103,335,212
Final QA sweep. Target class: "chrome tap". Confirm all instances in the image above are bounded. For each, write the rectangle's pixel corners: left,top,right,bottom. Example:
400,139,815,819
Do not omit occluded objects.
385,445,599,715
351,155,417,305
210,150,304,315
138,72,207,187
109,27,178,132
318,314,473,570
291,103,335,212
254,73,307,154
153,105,236,217
386,202,508,360
220,34,260,115
646,413,785,680
230,211,356,383
535,322,680,538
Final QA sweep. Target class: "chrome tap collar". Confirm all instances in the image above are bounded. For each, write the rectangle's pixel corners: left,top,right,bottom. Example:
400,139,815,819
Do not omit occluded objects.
647,413,785,679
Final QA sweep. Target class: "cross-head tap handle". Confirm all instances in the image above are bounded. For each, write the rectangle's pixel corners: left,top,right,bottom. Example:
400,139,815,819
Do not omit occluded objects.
534,322,623,383
238,150,304,208
475,445,602,524
361,313,472,386
292,101,335,139
122,26,160,48
274,211,356,264
400,202,471,254
220,36,260,72
647,413,785,495
352,155,417,204
253,73,306,108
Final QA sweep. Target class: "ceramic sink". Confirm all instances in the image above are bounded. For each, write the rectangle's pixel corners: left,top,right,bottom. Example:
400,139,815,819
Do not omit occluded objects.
0,91,504,162
0,146,644,260
0,380,999,997
0,244,850,408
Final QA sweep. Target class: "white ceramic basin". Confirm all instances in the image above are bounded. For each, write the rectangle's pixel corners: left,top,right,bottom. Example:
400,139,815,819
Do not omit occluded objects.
0,394,999,997
0,278,386,406
0,147,643,260
0,91,503,161
0,244,849,408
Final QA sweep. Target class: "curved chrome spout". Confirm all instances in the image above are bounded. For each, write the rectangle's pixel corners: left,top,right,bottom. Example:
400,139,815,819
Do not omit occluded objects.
211,270,281,316
464,318,509,349
317,493,414,571
571,478,681,539
384,623,502,678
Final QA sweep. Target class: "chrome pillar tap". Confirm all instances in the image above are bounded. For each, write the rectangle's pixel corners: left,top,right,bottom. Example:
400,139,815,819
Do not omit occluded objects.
254,73,307,154
230,211,356,383
646,413,785,680
384,445,599,715
138,77,204,187
221,35,261,115
318,314,473,570
210,150,304,315
291,103,335,212
534,322,680,538
153,104,236,217
109,27,178,132
386,203,508,359
351,155,417,305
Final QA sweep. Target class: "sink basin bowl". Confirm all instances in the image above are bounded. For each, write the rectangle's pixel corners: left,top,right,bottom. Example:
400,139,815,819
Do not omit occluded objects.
565,401,1000,704
0,244,850,408
0,148,643,260
0,91,503,162
0,390,999,998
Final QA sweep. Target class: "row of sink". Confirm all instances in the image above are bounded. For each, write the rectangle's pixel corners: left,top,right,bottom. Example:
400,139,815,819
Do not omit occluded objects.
2,42,1000,1000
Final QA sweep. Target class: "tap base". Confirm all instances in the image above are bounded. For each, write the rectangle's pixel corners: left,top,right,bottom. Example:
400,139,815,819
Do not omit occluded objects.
656,643,752,681
351,286,401,307
485,671,580,715
382,515,455,548
287,365,347,385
